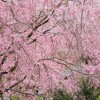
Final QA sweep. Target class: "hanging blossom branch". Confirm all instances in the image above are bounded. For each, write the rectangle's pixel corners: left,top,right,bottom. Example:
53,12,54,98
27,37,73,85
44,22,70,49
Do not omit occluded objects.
38,58,100,76
42,63,64,77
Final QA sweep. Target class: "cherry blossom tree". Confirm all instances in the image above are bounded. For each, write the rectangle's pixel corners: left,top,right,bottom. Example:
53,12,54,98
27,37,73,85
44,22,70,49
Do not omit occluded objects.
0,0,100,99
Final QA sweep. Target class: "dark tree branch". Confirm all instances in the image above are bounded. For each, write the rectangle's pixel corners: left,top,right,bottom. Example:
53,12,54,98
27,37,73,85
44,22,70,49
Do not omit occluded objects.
5,76,27,92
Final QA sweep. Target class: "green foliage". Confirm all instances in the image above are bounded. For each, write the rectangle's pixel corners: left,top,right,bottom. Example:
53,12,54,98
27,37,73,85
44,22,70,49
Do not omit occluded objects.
52,89,73,100
37,96,44,100
11,96,18,100
96,87,100,100
75,77,100,100
78,54,89,64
